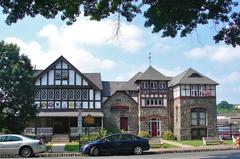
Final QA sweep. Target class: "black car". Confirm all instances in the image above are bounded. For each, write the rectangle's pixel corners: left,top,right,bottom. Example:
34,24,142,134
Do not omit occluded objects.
80,133,150,156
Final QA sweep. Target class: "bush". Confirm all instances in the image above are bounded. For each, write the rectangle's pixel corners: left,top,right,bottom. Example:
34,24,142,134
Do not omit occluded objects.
162,131,175,140
138,131,150,138
96,128,107,139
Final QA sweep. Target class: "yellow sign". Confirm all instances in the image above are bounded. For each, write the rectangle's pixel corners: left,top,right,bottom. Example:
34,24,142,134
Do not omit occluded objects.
84,114,94,124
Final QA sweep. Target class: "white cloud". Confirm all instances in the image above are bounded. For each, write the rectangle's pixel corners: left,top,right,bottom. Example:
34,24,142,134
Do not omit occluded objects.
4,37,116,72
185,45,240,63
38,18,143,53
221,72,240,83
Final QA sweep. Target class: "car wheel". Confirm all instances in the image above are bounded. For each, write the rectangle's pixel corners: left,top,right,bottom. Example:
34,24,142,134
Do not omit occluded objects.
89,146,100,156
133,146,143,155
20,146,33,157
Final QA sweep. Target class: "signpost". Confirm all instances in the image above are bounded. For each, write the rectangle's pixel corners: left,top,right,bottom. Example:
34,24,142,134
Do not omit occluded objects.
84,114,94,139
78,109,82,152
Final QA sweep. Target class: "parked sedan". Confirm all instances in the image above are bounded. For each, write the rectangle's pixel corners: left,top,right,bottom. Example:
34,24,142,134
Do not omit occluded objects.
80,133,150,156
0,134,46,157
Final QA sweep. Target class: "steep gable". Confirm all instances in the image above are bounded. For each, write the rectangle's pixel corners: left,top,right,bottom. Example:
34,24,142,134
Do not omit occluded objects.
35,56,102,89
136,66,171,81
169,68,218,87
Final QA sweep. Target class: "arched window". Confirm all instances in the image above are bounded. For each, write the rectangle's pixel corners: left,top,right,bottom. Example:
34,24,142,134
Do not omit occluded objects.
191,108,206,126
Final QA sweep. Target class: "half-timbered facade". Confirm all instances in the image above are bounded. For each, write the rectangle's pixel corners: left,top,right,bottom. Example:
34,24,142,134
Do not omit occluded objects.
30,56,103,134
25,56,218,140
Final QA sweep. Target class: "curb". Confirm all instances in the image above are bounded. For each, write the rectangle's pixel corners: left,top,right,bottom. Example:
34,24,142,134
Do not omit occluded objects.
149,147,238,154
34,147,239,157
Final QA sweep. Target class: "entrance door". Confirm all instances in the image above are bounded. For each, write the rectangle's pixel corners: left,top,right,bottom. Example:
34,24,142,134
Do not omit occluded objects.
120,117,128,131
53,118,68,134
151,122,157,137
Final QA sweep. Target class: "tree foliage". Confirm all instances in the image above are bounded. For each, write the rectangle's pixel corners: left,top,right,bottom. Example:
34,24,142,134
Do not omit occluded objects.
217,101,235,113
0,0,239,46
0,41,36,133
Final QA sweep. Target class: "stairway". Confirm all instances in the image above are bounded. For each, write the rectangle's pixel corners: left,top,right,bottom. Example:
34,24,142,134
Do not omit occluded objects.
51,134,69,143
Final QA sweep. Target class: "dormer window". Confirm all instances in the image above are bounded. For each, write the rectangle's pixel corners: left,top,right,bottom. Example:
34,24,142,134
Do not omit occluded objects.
189,73,202,78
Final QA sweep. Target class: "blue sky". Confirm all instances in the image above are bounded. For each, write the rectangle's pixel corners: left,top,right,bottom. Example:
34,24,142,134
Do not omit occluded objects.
0,12,240,104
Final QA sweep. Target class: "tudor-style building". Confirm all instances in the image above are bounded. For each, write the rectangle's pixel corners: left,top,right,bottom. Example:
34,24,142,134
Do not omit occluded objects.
30,56,104,134
169,68,218,140
25,56,218,140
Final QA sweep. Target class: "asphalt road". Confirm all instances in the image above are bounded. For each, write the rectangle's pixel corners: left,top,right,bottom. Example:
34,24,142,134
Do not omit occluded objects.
5,150,240,159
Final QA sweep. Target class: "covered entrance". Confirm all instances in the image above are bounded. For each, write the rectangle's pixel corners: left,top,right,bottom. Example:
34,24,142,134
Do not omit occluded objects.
148,118,161,137
53,117,77,134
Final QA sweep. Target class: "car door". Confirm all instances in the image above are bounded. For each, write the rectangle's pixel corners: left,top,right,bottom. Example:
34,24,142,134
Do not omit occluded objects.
100,134,121,154
1,135,22,154
0,136,6,155
118,134,134,154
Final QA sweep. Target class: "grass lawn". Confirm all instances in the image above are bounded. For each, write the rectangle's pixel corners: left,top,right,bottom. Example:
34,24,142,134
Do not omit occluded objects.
64,142,80,152
150,143,178,148
177,140,234,147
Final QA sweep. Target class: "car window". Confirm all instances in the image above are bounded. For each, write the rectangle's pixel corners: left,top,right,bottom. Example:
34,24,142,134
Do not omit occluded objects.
120,134,133,141
5,136,22,142
133,136,142,140
105,135,120,142
0,136,6,142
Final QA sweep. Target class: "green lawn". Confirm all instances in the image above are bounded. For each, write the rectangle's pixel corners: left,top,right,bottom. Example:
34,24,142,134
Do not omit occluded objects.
64,142,80,152
177,139,234,147
150,143,178,148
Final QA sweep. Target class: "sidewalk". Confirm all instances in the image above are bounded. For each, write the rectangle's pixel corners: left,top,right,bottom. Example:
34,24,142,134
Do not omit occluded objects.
161,139,194,148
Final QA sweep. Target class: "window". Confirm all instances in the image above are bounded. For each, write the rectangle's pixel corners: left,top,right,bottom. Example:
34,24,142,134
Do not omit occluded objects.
62,70,68,80
159,82,166,89
105,134,120,142
82,89,88,100
41,89,47,100
145,99,163,106
69,89,74,100
141,82,148,89
5,136,22,142
120,134,132,141
191,85,198,96
191,108,206,126
0,136,5,142
55,70,61,79
62,89,68,100
76,89,81,100
55,89,61,100
150,82,157,89
55,70,68,80
35,89,40,100
181,84,215,97
48,89,54,100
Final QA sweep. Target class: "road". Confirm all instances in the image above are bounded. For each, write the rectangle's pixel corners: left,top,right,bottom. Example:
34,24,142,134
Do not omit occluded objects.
5,150,240,159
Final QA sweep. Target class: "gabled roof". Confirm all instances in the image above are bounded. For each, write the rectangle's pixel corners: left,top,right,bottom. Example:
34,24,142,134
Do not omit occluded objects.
169,68,218,87
102,90,138,106
102,81,126,97
36,56,102,89
120,72,143,91
136,66,171,81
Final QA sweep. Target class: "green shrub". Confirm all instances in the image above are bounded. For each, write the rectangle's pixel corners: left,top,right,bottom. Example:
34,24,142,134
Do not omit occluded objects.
96,128,107,139
162,131,175,140
138,131,150,138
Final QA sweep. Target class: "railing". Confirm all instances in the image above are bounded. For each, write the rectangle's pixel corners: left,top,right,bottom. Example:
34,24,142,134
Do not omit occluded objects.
70,127,101,137
24,127,53,137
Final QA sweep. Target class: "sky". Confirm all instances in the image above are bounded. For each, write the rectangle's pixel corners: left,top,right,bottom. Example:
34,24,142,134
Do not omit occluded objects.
0,10,240,104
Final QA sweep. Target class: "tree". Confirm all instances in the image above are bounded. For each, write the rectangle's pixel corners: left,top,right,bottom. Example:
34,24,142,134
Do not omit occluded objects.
0,41,36,133
217,101,235,113
0,0,239,46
